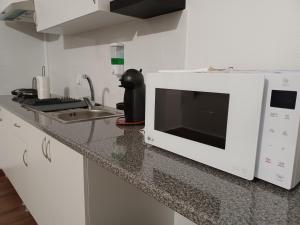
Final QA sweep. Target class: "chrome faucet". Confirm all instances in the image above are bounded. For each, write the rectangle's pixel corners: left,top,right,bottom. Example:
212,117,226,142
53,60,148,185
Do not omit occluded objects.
82,74,95,102
82,74,95,109
83,97,95,110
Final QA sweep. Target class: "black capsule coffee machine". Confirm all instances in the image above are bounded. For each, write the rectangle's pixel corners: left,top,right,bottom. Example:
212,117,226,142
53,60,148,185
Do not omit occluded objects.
116,69,146,125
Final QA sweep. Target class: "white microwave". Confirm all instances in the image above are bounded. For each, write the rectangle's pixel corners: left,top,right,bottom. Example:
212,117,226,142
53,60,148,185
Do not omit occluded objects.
144,70,300,190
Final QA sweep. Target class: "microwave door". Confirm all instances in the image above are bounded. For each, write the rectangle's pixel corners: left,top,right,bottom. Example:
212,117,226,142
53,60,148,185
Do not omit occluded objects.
145,72,265,180
154,88,230,150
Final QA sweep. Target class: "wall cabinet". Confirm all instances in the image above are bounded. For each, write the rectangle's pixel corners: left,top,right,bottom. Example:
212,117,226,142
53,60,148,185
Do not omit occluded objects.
0,0,34,23
0,108,85,225
34,0,101,31
34,0,133,34
0,0,21,11
110,0,186,19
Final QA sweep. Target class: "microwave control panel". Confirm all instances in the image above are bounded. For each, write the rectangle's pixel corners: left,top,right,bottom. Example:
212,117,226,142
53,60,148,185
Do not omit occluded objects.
256,73,300,189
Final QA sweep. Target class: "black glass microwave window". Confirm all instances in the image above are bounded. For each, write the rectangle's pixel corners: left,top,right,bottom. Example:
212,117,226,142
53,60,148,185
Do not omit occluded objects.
270,90,297,110
155,88,230,150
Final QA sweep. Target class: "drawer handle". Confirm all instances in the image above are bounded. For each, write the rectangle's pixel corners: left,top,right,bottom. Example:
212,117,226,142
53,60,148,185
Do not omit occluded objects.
42,137,48,159
14,123,21,128
23,150,28,167
46,140,51,163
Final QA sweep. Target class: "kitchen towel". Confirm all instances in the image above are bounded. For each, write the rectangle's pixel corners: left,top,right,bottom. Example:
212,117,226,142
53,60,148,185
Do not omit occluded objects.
36,76,50,99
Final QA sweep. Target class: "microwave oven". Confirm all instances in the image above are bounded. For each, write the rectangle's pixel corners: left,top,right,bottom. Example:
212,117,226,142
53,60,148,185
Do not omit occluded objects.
144,71,300,190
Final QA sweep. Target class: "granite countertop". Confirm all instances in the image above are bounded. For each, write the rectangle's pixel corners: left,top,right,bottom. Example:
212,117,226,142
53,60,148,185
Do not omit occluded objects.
0,95,300,225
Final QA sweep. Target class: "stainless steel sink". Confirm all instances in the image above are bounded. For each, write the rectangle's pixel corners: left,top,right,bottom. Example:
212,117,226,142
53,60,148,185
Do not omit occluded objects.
47,108,123,123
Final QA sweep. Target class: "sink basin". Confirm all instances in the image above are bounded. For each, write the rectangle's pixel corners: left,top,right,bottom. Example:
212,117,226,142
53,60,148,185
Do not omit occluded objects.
49,108,123,123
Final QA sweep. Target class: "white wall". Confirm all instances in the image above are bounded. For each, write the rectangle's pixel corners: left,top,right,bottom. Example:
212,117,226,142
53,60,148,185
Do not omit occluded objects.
186,0,300,70
46,0,300,108
0,22,45,94
46,12,187,107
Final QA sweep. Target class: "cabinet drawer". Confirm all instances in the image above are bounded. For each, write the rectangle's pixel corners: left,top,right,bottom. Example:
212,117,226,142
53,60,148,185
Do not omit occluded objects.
0,108,12,131
6,111,34,142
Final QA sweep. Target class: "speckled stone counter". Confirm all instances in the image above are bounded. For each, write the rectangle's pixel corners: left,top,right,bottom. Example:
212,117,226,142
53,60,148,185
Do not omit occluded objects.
1,95,300,225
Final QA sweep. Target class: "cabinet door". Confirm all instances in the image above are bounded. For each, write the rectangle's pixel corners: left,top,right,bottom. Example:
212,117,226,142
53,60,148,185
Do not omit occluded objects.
0,108,16,169
0,109,86,225
34,0,99,31
0,109,36,212
0,0,15,11
26,132,86,225
3,110,53,225
47,137,86,225
0,108,9,169
3,130,32,204
25,128,53,225
0,109,30,174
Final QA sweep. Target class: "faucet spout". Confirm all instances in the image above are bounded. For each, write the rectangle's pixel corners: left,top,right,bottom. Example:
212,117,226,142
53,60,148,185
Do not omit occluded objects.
83,97,94,110
82,74,95,102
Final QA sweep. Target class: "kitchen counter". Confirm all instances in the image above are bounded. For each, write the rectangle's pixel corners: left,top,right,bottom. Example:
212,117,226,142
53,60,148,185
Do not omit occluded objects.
0,95,300,225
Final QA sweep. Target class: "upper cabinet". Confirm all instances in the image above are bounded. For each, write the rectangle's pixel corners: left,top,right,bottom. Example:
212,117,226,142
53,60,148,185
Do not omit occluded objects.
0,0,34,23
1,0,186,35
110,0,186,19
34,0,186,35
34,0,134,34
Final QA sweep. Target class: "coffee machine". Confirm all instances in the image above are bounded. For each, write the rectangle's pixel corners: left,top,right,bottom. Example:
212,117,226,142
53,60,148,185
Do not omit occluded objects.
116,69,145,125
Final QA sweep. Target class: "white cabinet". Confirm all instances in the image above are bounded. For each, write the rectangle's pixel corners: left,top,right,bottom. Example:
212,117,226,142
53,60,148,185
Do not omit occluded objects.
0,107,85,225
3,133,32,204
49,138,85,225
0,0,34,23
34,0,133,34
27,131,85,225
34,0,100,31
0,108,8,168
0,108,32,208
0,0,31,8
0,108,11,169
0,0,20,10
0,107,198,225
0,108,28,174
23,128,51,225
